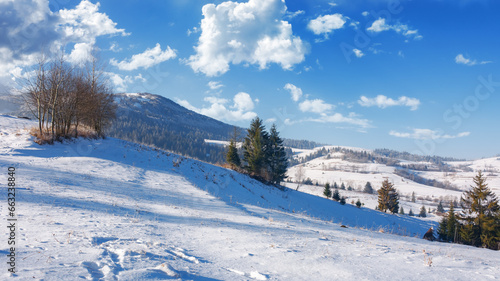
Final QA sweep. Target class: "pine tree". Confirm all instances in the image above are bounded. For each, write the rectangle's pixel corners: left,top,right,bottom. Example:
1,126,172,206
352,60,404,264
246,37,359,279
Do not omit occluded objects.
459,171,500,249
377,179,399,214
243,117,269,179
438,216,449,241
437,201,445,213
333,182,339,189
409,209,414,216
226,138,241,169
363,182,373,194
339,196,346,205
446,203,459,243
267,124,288,185
340,183,346,190
400,206,405,215
332,189,340,201
419,205,427,217
356,199,362,208
411,191,416,203
323,183,332,198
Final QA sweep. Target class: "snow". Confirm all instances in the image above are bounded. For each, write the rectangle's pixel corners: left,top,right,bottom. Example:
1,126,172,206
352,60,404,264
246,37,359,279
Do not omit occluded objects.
1,116,499,280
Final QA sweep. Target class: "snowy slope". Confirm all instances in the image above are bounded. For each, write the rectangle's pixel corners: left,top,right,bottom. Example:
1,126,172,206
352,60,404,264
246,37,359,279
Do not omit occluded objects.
1,116,499,280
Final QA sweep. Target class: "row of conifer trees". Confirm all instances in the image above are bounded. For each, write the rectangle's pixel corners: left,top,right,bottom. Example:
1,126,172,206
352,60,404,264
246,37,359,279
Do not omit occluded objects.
226,117,288,186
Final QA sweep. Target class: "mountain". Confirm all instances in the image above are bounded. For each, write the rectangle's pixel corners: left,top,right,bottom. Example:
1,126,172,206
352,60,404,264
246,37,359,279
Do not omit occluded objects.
2,115,499,280
109,92,322,164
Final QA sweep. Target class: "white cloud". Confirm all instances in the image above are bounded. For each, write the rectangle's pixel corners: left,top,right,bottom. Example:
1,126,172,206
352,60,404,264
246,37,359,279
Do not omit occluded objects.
284,83,303,102
455,54,492,66
208,81,224,90
308,14,346,36
187,0,306,76
110,43,176,71
68,42,94,65
361,11,369,17
0,0,128,85
307,113,371,129
358,95,420,111
176,92,257,122
299,99,334,114
106,71,147,92
367,18,422,40
353,48,364,58
389,129,471,140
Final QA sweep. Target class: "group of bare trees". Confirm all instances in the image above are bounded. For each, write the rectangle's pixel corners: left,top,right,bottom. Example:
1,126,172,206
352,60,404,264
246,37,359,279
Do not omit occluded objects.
23,54,116,142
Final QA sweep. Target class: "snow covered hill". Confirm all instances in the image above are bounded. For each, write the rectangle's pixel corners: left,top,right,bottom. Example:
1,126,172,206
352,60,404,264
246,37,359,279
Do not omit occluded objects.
1,115,499,280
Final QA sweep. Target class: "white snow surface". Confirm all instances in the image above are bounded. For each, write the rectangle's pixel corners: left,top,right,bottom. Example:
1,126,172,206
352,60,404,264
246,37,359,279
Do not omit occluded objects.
1,115,499,280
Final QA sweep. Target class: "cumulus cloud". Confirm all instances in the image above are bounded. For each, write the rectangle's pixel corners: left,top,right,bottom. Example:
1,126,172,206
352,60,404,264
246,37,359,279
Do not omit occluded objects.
307,14,346,37
367,18,422,40
110,43,176,71
0,0,128,84
389,129,470,140
455,54,492,66
299,99,334,114
358,95,420,111
176,92,257,122
353,49,364,58
284,83,303,102
187,0,306,76
106,71,147,92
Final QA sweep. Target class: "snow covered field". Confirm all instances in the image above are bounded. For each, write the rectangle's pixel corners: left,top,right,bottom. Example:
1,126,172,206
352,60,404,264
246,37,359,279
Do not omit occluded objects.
1,115,499,280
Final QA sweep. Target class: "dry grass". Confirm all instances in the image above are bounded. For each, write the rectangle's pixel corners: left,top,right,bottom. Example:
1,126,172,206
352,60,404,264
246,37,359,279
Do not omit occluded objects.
30,125,99,144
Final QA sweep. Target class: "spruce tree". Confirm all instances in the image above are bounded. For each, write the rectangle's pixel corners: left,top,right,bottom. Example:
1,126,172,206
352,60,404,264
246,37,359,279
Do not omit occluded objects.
377,179,399,214
408,209,414,216
459,171,500,249
339,196,346,205
438,216,449,241
446,203,459,243
437,201,445,213
419,205,427,217
356,199,362,208
411,191,416,203
400,206,405,215
267,124,288,185
333,182,339,189
243,117,269,179
363,182,373,194
226,139,241,169
340,183,346,190
332,189,340,201
323,183,332,198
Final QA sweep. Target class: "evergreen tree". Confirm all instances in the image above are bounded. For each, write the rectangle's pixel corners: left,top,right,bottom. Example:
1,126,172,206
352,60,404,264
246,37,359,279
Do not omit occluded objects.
333,182,339,189
356,199,362,208
377,179,399,214
323,183,332,198
226,128,241,169
411,191,416,203
400,206,405,215
419,205,427,217
347,186,353,191
408,209,414,216
267,124,288,185
243,117,269,179
332,189,340,201
437,201,445,213
340,183,346,190
459,171,500,249
446,203,459,243
438,216,449,241
339,196,346,205
363,182,373,194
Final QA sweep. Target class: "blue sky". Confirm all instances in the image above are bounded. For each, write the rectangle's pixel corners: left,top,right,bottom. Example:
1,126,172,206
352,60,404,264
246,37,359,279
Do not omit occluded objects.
1,0,499,159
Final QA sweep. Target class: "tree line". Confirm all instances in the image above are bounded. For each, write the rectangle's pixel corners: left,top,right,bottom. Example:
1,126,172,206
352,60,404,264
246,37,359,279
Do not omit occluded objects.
22,54,116,142
226,117,288,186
